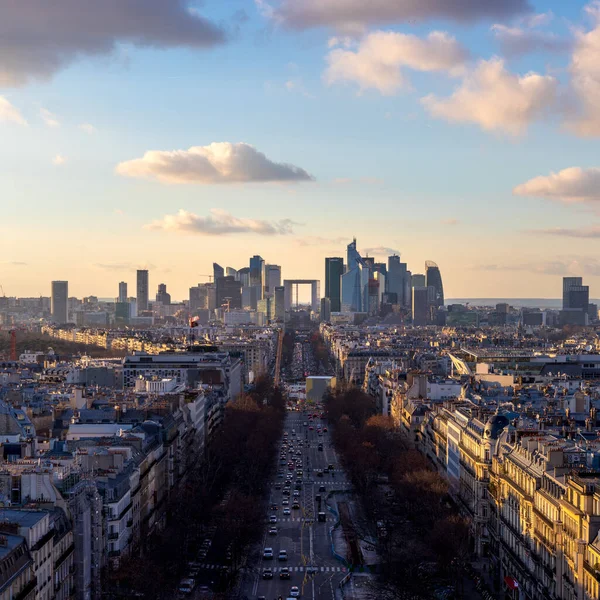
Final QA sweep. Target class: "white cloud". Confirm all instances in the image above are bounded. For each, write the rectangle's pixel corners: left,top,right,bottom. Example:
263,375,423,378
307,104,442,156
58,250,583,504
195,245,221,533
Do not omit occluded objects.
475,257,600,276
79,123,97,135
0,96,26,125
565,2,600,136
491,20,570,58
40,107,59,127
53,154,67,166
529,226,600,238
117,142,314,184
362,246,400,256
145,208,298,236
0,0,226,87
421,58,557,135
324,30,468,94
264,0,531,31
513,166,600,203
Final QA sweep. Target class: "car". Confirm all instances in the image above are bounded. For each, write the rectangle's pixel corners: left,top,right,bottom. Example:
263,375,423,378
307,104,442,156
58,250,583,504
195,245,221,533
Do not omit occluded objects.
318,445,323,452
295,484,302,490
323,467,329,473
328,464,334,470
318,512,327,522
263,568,274,580
290,585,301,597
317,470,323,477
178,578,195,595
292,502,300,509
283,489,290,496
269,527,278,536
306,566,318,575
293,490,300,497
275,483,282,490
309,426,314,430
323,427,328,432
283,508,291,515
270,504,278,510
278,550,288,561
269,515,277,523
263,548,274,559
319,485,326,492
280,567,291,579
282,498,289,505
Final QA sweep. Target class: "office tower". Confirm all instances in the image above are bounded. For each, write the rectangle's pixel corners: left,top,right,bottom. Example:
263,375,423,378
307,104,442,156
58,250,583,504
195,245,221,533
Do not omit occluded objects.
115,302,130,324
249,255,265,295
257,297,271,323
563,277,583,309
567,285,589,311
190,286,207,313
237,267,250,288
213,263,225,281
412,286,430,326
265,265,282,294
226,267,238,279
325,257,344,312
156,283,171,305
341,239,367,312
242,286,259,310
412,273,426,287
274,286,285,321
136,269,149,312
320,297,331,322
425,261,444,307
118,281,127,303
216,276,242,309
387,255,409,307
51,281,68,324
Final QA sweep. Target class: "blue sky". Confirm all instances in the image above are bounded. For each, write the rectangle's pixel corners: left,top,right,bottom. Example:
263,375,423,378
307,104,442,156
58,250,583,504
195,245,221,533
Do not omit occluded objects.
1,0,600,300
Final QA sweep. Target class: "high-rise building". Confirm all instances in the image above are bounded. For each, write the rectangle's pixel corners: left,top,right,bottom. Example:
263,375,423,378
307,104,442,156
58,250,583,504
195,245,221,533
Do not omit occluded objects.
249,255,265,289
226,267,238,279
325,257,344,312
265,265,282,293
425,261,444,307
341,239,368,312
238,267,250,288
563,277,584,309
156,283,171,305
320,297,331,322
273,286,285,321
118,281,127,303
412,273,426,287
189,286,206,313
136,270,149,312
213,263,225,281
216,276,242,310
387,255,409,307
412,286,430,326
51,281,68,324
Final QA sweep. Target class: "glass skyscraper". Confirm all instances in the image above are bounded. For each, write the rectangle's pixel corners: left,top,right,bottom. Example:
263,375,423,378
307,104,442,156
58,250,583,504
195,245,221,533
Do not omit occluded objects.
425,261,444,307
325,257,344,312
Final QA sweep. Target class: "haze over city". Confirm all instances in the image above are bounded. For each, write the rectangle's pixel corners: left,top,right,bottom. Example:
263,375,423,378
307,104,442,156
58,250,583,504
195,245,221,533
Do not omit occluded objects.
2,0,600,299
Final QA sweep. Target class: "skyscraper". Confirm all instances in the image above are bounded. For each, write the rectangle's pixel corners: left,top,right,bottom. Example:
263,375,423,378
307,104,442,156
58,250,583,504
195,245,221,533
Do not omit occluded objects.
156,283,171,305
216,276,242,309
412,273,426,287
425,261,444,307
136,269,149,312
412,286,430,326
563,277,583,309
213,263,225,281
274,286,285,321
387,255,409,307
118,281,127,303
266,265,282,293
51,280,68,324
341,239,368,312
249,255,265,299
325,257,344,312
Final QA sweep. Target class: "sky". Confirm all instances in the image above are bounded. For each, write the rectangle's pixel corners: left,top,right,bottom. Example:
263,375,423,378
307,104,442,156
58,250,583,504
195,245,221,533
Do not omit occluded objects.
1,0,600,301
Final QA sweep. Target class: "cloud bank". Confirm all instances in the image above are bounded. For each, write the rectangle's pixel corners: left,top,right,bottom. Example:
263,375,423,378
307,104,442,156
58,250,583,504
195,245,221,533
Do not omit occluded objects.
514,167,600,203
0,0,226,86
145,209,298,236
117,142,314,184
0,97,26,125
529,226,600,238
362,246,401,256
421,58,557,135
267,0,531,31
325,31,468,94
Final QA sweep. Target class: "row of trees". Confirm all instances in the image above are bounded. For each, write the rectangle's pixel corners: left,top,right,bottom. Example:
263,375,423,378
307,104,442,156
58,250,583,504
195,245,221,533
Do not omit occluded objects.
325,387,469,600
108,376,286,599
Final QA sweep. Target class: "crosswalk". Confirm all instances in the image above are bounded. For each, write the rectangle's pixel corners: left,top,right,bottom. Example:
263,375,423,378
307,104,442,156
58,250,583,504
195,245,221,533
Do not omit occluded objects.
262,566,344,573
272,517,332,522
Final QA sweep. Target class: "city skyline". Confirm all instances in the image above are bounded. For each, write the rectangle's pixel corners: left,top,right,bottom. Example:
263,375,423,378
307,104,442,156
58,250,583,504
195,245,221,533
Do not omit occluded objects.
2,0,600,299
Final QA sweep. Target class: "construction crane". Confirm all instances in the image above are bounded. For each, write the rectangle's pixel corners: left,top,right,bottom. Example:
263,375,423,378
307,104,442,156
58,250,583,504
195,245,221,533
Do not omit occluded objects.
198,275,214,282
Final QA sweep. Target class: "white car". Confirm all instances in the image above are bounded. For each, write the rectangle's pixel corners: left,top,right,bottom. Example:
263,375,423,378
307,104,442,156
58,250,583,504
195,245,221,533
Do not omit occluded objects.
290,585,301,597
283,508,291,515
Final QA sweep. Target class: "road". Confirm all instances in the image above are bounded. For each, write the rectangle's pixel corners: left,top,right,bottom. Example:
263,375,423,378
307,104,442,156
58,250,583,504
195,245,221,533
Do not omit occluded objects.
241,410,349,600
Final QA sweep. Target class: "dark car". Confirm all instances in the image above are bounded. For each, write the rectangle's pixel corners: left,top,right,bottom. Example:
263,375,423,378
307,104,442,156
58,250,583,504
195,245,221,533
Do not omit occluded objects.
280,567,291,579
319,485,326,492
262,568,273,580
